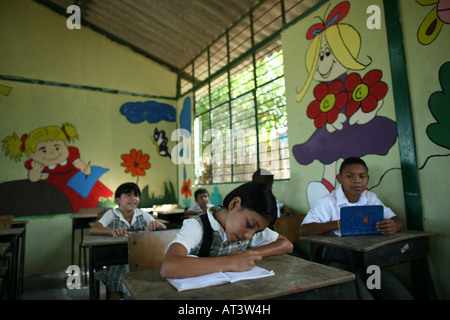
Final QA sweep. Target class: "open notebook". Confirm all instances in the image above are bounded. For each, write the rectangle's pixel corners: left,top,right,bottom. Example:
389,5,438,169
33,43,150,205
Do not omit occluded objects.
167,266,275,292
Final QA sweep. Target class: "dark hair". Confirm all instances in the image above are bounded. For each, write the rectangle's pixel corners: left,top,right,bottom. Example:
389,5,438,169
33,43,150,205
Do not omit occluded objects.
194,188,209,199
339,157,369,175
252,169,274,186
115,182,141,199
223,181,277,226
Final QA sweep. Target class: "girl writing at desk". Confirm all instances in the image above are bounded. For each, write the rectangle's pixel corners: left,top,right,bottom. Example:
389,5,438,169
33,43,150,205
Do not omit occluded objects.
161,181,293,279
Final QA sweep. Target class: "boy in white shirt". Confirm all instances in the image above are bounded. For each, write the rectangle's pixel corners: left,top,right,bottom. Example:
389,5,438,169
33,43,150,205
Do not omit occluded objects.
300,157,402,236
299,157,412,299
185,188,213,215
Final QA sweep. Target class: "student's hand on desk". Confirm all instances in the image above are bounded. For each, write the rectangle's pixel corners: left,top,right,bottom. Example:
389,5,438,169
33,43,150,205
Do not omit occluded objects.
149,220,167,231
377,219,397,235
229,250,262,272
111,227,128,237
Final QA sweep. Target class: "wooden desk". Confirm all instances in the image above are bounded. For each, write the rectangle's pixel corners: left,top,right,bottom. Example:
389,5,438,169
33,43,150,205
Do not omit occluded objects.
0,228,24,300
70,214,98,263
121,254,355,300
11,219,28,295
299,230,437,299
155,209,185,226
82,235,129,300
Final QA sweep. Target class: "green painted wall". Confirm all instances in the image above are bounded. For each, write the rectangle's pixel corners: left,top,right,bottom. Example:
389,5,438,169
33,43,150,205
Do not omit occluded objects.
398,0,450,299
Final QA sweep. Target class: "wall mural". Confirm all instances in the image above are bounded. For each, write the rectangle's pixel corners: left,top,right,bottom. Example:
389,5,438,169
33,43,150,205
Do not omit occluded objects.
1,123,113,215
119,100,177,207
0,84,12,97
417,0,450,45
416,0,450,169
153,128,171,158
292,1,397,208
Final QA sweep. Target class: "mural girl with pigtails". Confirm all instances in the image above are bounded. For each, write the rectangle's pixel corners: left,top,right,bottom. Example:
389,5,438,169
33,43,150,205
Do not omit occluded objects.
292,1,398,208
2,123,112,213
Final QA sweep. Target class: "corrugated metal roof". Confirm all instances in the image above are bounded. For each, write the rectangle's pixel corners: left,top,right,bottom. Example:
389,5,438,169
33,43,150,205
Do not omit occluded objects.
37,0,320,74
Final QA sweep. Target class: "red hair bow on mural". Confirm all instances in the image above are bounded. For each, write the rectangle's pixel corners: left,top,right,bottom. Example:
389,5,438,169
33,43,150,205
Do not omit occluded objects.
306,1,350,39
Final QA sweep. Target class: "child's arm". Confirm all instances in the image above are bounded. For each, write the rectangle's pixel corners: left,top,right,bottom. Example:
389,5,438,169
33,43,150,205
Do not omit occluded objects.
299,221,340,236
377,216,402,235
244,234,293,257
74,160,91,175
184,208,204,215
148,220,167,231
89,222,128,237
160,243,263,279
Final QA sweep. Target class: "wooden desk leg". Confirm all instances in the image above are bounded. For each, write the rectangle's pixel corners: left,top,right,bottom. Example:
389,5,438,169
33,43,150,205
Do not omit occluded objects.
8,236,18,300
411,258,438,299
88,246,96,300
71,222,75,266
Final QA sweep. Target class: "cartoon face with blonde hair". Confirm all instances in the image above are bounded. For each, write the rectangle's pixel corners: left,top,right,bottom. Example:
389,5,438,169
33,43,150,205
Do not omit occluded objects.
297,2,370,102
26,127,70,169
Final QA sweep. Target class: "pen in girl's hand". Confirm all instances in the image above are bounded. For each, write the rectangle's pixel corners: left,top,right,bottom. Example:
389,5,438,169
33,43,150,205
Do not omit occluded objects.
237,241,245,252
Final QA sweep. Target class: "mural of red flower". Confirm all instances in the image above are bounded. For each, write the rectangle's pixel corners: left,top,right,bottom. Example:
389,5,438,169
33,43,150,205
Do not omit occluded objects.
344,69,388,117
307,80,348,128
121,149,151,177
181,179,192,199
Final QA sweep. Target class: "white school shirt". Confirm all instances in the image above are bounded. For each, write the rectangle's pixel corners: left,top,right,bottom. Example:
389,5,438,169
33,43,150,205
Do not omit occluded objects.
302,186,396,236
166,207,279,254
97,207,155,229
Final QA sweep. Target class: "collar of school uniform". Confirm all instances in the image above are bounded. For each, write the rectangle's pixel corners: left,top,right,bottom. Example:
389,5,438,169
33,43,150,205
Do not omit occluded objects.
206,208,229,245
113,207,142,226
336,185,368,207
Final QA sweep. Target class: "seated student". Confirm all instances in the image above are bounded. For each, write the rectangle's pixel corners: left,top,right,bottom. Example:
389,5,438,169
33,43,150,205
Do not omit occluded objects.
299,157,413,299
252,169,293,217
89,182,166,299
185,188,213,215
161,181,293,279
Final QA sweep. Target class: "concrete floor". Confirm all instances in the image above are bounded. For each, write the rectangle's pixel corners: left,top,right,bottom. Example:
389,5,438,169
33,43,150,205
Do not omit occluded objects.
16,268,106,300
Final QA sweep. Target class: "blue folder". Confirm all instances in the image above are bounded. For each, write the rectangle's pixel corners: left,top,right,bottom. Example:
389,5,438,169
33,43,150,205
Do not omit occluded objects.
339,205,383,236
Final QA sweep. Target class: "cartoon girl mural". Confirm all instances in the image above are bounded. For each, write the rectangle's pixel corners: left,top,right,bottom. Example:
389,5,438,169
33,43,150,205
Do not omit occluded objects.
292,1,397,207
2,123,113,212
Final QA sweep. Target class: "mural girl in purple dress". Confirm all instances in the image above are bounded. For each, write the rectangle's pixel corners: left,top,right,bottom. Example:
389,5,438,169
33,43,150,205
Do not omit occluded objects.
293,1,397,207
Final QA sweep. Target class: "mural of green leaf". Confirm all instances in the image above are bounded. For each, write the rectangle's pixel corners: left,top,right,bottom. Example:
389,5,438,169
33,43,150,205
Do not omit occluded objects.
426,61,450,150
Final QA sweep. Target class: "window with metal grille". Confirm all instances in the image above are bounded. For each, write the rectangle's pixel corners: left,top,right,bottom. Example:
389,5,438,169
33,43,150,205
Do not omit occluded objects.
193,38,289,185
180,0,321,185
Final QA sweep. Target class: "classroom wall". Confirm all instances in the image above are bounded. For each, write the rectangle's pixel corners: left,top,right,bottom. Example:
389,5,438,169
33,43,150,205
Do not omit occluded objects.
398,0,450,299
281,0,450,299
0,0,178,274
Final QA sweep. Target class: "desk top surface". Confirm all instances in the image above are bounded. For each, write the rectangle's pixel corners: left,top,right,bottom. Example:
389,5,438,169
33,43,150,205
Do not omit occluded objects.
82,234,128,247
70,214,99,219
121,254,355,300
299,230,436,252
0,228,24,237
